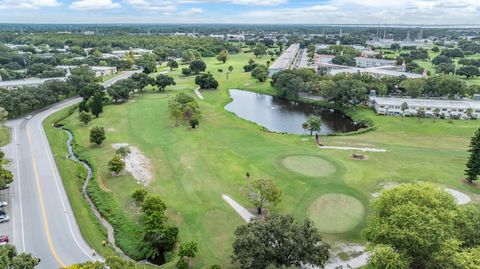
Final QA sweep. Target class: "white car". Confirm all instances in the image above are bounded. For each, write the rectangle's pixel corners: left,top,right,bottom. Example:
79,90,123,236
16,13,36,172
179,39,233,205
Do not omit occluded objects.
0,215,9,223
25,115,32,120
0,202,7,207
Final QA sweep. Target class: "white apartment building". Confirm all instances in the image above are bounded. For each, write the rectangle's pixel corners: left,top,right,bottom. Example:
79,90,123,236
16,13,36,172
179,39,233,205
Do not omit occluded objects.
355,57,396,68
370,97,480,119
57,65,117,77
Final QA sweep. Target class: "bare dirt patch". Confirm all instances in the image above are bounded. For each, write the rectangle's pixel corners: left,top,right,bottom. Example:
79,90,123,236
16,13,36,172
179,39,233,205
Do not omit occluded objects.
112,143,153,186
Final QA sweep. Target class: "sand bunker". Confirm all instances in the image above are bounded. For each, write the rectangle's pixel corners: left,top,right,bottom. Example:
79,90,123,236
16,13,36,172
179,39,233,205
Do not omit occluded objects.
112,143,153,186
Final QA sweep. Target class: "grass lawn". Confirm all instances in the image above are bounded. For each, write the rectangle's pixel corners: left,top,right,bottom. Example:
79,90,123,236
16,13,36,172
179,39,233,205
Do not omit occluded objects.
0,127,10,147
45,51,480,268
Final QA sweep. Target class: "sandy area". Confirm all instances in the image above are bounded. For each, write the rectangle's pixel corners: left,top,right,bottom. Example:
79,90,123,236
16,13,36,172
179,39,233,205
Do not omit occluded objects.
112,143,153,186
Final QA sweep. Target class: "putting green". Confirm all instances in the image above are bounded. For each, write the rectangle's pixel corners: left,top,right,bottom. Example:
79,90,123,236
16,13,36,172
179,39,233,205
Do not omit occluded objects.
282,155,336,177
307,194,365,233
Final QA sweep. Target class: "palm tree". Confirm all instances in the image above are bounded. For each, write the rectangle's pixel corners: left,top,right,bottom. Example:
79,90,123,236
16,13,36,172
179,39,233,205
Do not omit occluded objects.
401,102,409,119
115,146,131,160
302,122,309,137
466,108,474,120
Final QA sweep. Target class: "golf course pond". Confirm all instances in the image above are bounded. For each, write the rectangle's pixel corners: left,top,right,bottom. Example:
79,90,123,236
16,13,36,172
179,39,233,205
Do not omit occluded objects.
225,89,363,134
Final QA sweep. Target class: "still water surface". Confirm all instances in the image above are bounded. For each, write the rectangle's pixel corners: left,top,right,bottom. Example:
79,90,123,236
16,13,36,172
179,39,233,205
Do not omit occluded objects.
224,89,362,135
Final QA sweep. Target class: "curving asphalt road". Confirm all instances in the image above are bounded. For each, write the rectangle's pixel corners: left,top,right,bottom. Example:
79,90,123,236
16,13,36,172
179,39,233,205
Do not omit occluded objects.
4,70,139,269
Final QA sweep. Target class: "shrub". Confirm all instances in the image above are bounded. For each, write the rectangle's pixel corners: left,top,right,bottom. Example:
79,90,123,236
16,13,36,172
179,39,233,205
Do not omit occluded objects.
131,188,148,203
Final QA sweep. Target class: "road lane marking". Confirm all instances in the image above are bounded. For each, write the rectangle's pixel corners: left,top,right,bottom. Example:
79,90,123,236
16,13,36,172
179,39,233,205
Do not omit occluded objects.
37,114,95,261
13,125,26,251
26,124,66,268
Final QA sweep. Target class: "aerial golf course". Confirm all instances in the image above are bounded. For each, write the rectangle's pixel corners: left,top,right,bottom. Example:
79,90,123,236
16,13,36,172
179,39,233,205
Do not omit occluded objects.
44,52,480,268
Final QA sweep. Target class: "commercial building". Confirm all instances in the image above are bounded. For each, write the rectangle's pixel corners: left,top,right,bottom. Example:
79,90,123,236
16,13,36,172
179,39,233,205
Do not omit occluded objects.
370,96,480,119
111,48,153,57
268,43,300,77
328,66,423,78
315,55,422,78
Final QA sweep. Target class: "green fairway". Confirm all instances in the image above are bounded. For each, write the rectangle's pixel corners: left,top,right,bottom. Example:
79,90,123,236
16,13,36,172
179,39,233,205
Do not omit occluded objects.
307,194,365,234
281,155,336,177
44,51,480,268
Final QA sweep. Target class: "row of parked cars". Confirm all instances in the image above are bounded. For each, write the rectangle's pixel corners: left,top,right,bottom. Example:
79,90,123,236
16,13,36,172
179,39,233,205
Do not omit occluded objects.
0,201,9,246
0,201,9,224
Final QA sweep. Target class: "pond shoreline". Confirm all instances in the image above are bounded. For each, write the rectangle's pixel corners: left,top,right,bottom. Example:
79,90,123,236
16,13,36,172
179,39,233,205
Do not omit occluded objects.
225,89,371,136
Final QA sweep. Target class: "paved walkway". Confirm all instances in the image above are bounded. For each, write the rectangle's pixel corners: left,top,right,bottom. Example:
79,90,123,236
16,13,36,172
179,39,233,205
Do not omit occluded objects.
445,188,472,205
194,87,204,100
319,145,387,152
222,195,254,222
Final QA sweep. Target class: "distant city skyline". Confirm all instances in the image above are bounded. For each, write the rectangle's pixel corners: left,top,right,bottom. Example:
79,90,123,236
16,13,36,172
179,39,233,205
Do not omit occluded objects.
1,0,480,25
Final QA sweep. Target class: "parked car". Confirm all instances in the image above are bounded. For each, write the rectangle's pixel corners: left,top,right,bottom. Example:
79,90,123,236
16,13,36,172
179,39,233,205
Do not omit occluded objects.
0,201,7,207
0,235,9,245
0,215,9,223
0,209,6,216
25,114,32,120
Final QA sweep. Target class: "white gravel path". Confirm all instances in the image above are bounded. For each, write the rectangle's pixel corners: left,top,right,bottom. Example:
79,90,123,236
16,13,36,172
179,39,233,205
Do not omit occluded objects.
194,87,204,100
222,194,368,268
319,146,387,152
445,188,472,205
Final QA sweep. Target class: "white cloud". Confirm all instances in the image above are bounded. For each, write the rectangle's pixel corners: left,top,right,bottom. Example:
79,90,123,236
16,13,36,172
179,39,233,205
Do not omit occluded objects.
123,0,175,11
0,0,60,9
178,7,203,16
70,0,121,10
124,0,285,12
229,0,286,6
236,0,480,24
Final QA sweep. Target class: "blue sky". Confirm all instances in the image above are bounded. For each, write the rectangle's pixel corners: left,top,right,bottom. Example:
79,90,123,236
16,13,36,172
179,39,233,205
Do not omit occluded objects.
1,0,480,24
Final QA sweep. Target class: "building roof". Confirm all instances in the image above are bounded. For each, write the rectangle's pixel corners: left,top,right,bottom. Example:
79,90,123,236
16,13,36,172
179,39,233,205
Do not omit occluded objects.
328,66,423,78
370,96,480,110
57,65,116,70
269,43,300,71
0,77,66,88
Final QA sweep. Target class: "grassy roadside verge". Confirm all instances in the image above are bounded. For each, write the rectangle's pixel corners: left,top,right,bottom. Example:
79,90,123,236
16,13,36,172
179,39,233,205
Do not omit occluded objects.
0,127,11,147
46,106,152,263
44,108,119,259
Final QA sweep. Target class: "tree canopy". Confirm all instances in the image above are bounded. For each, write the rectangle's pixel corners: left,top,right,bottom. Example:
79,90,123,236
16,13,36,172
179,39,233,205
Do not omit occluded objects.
364,183,480,269
232,214,330,269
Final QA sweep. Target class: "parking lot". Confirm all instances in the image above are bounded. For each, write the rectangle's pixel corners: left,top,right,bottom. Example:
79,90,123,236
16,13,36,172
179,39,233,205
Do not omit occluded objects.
0,170,13,244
